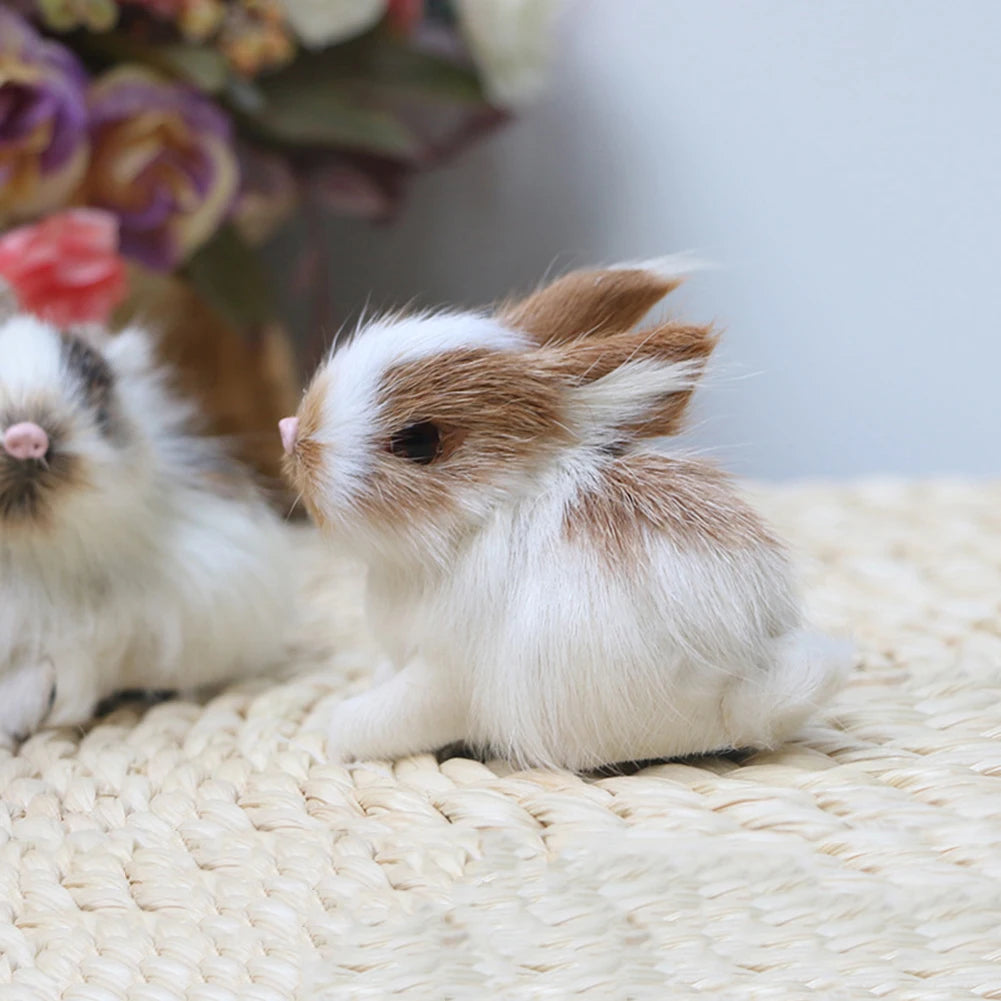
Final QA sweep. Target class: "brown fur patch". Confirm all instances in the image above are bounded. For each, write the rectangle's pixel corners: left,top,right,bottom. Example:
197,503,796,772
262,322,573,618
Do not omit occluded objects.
379,348,566,458
354,348,568,527
564,454,777,561
537,321,718,438
285,349,569,533
289,348,569,531
113,266,300,509
500,268,681,345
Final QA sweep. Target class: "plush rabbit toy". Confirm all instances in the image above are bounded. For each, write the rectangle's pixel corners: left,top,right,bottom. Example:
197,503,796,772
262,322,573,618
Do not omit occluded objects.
0,284,296,746
280,262,852,769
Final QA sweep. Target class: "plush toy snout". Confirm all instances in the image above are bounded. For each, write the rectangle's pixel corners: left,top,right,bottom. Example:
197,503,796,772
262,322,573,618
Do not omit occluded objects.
3,421,49,461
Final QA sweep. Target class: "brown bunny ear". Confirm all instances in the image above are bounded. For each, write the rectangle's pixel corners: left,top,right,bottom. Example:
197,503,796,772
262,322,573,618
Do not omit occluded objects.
500,264,684,345
542,321,718,439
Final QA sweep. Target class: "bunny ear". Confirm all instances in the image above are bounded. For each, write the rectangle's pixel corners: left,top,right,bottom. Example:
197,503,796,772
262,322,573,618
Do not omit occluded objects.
543,321,718,440
0,279,19,323
500,262,687,345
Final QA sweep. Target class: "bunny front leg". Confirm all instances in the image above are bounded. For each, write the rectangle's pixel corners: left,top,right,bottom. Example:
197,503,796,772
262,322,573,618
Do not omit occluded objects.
45,652,101,729
326,659,468,763
0,659,57,749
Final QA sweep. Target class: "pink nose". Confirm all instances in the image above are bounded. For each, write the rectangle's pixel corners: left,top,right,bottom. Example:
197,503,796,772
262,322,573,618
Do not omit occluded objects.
278,416,299,455
3,422,49,461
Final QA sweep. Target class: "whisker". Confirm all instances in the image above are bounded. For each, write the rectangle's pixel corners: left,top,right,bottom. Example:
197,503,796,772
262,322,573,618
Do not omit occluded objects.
285,490,303,521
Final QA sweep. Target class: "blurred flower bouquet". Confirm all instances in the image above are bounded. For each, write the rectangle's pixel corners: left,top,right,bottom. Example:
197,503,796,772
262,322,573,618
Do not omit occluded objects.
0,0,559,500
0,0,559,338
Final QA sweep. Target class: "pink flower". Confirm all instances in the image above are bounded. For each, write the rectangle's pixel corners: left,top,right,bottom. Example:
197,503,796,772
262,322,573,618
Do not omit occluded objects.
386,0,423,35
0,209,128,325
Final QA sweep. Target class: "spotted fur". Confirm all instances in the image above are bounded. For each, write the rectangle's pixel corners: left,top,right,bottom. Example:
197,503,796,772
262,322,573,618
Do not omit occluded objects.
563,454,778,563
285,261,853,769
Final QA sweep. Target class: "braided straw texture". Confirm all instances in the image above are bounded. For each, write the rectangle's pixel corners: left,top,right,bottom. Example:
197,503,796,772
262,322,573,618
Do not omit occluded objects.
2,480,999,1000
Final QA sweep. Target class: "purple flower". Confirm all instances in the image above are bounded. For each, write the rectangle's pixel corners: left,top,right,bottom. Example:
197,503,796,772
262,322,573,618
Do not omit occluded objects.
0,8,90,227
82,67,239,270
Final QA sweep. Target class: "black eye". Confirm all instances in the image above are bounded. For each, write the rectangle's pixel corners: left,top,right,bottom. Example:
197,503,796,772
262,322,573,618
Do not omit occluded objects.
389,421,442,465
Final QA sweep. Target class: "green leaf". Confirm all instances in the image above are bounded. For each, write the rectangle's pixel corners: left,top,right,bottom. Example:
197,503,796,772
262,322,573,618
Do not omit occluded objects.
157,44,231,93
245,34,486,157
69,32,234,92
341,35,485,105
249,85,420,157
225,77,268,116
182,227,274,331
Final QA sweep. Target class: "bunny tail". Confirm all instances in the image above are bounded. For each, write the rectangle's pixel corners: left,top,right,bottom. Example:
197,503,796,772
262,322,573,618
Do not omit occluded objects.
724,629,856,748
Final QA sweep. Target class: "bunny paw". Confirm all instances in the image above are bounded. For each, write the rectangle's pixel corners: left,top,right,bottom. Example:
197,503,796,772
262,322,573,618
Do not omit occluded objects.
325,698,366,763
0,660,57,749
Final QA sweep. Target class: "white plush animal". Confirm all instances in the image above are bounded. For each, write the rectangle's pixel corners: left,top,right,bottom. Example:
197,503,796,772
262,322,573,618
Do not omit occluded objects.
0,289,295,746
281,262,852,770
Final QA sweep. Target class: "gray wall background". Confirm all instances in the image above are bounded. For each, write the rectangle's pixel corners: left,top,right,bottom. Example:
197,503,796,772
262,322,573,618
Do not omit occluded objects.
311,0,1001,479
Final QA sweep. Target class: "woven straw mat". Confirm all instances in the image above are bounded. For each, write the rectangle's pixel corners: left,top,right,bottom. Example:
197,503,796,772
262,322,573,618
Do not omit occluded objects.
2,480,1000,1000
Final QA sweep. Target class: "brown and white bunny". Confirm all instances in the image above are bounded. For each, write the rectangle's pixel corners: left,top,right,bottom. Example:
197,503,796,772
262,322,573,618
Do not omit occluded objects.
281,261,853,770
0,283,296,747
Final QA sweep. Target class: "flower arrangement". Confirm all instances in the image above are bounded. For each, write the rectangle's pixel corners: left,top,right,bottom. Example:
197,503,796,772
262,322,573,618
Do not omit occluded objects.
0,0,560,340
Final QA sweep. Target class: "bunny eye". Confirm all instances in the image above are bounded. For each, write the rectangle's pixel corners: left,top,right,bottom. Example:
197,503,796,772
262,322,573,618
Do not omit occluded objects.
389,421,442,465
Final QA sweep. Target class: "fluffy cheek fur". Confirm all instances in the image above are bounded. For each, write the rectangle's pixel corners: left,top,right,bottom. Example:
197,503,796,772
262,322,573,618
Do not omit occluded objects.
285,435,465,562
286,425,508,565
30,451,157,562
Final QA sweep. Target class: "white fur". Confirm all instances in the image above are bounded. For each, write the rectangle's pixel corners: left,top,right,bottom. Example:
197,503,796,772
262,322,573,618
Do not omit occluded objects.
567,357,707,441
0,315,65,396
307,308,852,770
0,316,296,744
330,465,852,769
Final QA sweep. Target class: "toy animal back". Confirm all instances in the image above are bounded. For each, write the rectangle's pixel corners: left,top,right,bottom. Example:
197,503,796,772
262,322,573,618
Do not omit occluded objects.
281,261,853,770
0,282,295,745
